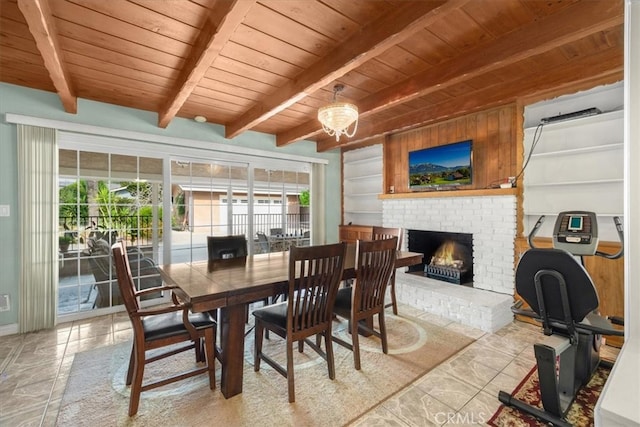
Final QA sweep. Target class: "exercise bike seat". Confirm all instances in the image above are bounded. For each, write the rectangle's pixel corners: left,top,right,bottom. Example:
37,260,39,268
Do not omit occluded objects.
514,248,623,340
515,248,600,333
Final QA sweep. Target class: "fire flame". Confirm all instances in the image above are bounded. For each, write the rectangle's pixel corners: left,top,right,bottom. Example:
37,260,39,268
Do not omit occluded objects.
430,240,464,269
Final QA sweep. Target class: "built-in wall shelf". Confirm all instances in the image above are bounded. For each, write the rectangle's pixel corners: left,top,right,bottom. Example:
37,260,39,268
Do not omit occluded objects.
343,155,383,166
529,143,623,158
344,173,383,181
525,108,623,131
379,188,516,199
347,192,380,197
526,178,623,187
522,82,624,242
342,145,383,226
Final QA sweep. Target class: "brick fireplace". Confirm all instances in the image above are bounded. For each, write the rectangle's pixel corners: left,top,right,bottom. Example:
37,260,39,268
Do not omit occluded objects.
408,230,474,286
383,195,516,332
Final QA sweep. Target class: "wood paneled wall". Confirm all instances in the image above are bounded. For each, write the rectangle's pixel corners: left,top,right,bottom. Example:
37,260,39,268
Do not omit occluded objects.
384,104,518,194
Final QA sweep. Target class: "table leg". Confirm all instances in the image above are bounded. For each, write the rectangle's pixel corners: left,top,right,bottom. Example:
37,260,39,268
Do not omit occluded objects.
219,304,247,398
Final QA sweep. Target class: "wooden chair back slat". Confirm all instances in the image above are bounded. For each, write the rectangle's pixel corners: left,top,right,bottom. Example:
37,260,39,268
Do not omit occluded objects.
354,238,397,314
112,241,141,315
111,240,217,416
371,226,402,314
253,241,346,402
289,243,346,335
371,226,402,250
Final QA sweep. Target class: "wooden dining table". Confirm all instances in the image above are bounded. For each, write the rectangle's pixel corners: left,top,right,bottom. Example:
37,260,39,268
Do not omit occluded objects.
159,243,423,399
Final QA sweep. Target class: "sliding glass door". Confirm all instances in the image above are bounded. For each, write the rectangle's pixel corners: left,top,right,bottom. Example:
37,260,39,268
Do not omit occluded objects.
169,159,249,263
58,149,164,314
57,146,313,318
252,168,310,253
169,160,310,261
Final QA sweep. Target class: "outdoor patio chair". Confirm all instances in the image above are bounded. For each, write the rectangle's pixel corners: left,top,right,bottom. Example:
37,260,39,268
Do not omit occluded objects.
86,238,162,308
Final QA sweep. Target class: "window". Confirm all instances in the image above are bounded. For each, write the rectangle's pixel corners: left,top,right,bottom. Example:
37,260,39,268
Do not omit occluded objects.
170,161,310,259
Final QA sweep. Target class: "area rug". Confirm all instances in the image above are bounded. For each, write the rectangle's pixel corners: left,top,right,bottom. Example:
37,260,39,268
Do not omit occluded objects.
56,314,474,427
488,365,610,427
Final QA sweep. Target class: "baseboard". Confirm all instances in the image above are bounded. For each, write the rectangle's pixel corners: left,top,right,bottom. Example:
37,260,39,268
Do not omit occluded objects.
0,323,19,337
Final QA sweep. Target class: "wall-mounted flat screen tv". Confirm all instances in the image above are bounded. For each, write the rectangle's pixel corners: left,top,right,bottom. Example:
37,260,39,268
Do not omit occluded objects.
409,140,473,190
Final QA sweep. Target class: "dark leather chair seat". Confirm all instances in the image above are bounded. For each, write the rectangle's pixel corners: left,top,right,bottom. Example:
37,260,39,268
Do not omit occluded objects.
142,311,217,342
333,287,352,314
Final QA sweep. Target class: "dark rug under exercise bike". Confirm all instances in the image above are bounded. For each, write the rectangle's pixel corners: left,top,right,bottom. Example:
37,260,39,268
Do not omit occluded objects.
488,366,610,427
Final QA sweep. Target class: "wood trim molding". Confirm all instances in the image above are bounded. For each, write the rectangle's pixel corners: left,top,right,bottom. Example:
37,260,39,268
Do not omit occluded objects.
379,188,516,199
4,113,329,165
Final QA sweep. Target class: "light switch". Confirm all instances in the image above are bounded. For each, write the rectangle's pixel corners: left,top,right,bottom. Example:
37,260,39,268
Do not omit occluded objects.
0,205,9,217
0,294,9,312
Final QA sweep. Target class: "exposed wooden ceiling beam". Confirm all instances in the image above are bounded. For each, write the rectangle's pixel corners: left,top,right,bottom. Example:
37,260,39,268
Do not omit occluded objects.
17,0,76,113
280,0,623,147
317,48,623,152
224,0,469,140
276,119,323,147
157,0,255,128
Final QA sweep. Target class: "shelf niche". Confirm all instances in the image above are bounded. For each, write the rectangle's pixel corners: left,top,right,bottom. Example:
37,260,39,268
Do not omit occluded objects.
522,82,624,241
342,144,383,226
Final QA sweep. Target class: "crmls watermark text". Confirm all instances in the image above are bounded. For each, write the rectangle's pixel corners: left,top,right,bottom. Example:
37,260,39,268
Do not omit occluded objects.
433,412,487,425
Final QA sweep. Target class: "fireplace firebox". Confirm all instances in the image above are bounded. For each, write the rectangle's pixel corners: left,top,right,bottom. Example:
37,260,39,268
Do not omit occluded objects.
407,230,473,286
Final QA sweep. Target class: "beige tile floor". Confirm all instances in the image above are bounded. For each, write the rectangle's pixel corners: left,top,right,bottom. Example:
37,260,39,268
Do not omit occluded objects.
0,304,619,427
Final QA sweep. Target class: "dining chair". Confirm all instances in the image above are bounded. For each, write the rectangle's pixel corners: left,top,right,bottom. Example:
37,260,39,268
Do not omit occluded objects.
252,242,346,402
112,241,217,416
207,234,247,260
206,234,265,328
371,226,403,314
332,237,397,370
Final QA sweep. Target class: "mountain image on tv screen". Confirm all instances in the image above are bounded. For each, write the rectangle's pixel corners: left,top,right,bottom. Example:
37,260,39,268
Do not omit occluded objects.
409,140,472,189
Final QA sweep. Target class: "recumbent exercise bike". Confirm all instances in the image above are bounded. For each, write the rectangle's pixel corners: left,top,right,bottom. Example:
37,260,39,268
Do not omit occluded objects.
498,211,624,427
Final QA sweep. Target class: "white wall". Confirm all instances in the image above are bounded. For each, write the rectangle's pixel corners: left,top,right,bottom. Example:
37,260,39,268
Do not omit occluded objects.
596,1,640,424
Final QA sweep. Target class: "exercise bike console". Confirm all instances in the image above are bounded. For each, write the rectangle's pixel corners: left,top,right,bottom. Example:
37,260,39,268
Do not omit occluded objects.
553,211,598,255
529,211,623,259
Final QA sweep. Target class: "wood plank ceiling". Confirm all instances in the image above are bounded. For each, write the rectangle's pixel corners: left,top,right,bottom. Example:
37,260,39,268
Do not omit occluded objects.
0,0,624,152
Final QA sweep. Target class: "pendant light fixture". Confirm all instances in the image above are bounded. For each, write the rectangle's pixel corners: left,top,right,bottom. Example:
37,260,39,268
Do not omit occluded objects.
317,84,358,141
